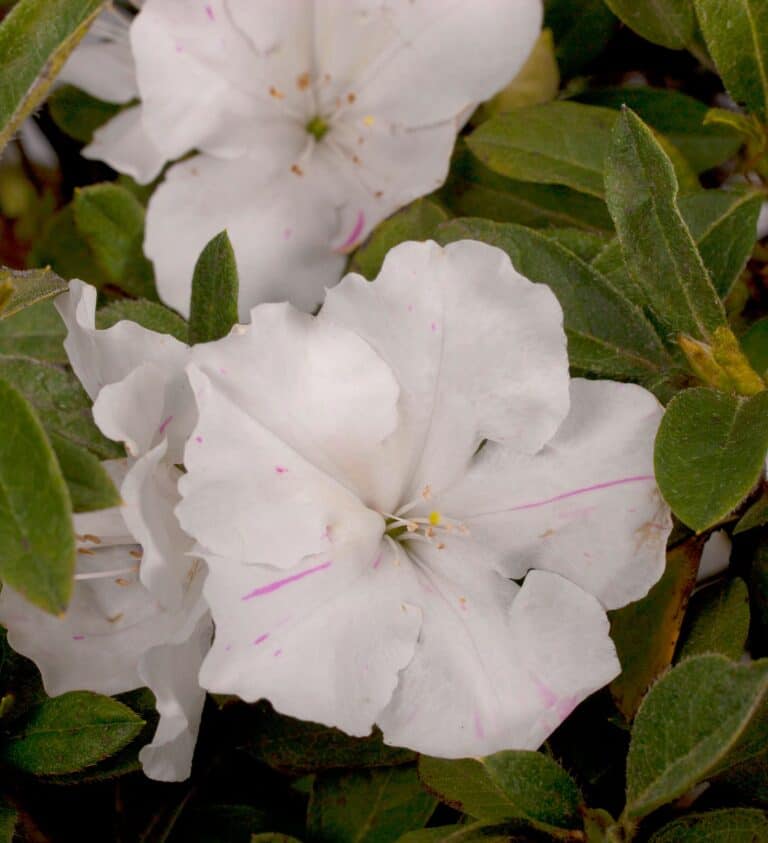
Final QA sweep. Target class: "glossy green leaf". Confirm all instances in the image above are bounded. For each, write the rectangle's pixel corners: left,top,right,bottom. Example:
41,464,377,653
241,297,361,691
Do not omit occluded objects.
605,109,727,341
47,83,121,143
575,87,742,173
0,266,67,320
545,0,617,77
654,388,768,532
0,355,121,460
73,183,158,300
350,198,449,280
96,298,189,343
49,434,121,513
610,539,703,718
418,752,582,829
307,765,436,843
0,300,66,362
695,0,768,120
467,102,618,198
0,0,105,154
649,808,768,842
677,577,750,660
0,377,74,614
1,690,144,775
435,218,676,391
189,231,240,345
603,0,696,49
443,142,614,232
625,654,768,819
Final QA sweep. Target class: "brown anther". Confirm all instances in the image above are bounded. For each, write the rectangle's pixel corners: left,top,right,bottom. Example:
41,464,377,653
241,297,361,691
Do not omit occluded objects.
291,164,304,176
107,613,124,624
436,542,446,550
374,190,383,198
347,92,356,104
115,578,131,586
77,548,96,556
129,549,143,559
297,72,310,90
405,521,418,532
352,154,361,164
426,526,435,539
80,534,101,544
269,85,285,99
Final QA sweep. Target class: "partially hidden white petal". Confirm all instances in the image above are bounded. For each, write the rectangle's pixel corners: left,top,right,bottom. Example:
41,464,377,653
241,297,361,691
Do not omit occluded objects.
138,608,212,782
434,379,671,610
59,38,138,104
320,240,570,504
83,106,167,185
198,540,420,736
378,565,618,757
697,530,731,582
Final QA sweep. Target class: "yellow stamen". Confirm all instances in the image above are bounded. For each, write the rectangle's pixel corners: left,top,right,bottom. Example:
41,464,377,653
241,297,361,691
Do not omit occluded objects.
429,511,441,527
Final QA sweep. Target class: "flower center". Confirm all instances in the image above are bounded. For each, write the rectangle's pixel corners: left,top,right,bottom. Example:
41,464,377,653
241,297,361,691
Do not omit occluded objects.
383,509,468,550
305,115,329,141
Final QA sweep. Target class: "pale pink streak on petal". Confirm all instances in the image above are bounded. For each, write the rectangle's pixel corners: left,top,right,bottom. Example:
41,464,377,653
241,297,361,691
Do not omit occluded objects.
503,476,655,514
158,415,174,434
242,561,333,601
335,210,366,254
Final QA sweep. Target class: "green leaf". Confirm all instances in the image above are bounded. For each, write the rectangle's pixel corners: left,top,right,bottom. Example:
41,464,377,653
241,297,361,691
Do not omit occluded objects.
250,836,302,843
47,83,122,143
96,298,189,343
189,231,239,345
649,808,768,842
0,800,17,843
677,577,750,660
678,189,763,298
0,266,68,320
307,765,436,843
418,752,582,829
467,102,618,198
435,218,676,392
610,539,703,719
0,0,105,155
654,388,768,532
695,0,768,121
605,109,727,341
625,654,768,819
742,317,768,376
443,142,614,232
73,183,158,300
49,434,121,513
246,703,415,775
1,690,144,775
399,821,559,843
350,198,449,280
735,490,768,534
545,0,617,77
0,355,122,460
0,377,74,614
603,0,696,49
575,87,742,173
0,300,67,363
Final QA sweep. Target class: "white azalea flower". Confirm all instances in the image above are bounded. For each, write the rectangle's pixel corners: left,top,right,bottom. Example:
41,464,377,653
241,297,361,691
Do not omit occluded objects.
62,0,543,319
0,282,210,782
177,240,672,757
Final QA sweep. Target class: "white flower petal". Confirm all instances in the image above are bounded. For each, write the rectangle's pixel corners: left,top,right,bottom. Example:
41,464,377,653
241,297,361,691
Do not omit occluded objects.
121,443,196,612
145,154,344,319
697,530,731,582
56,280,189,402
0,545,179,696
378,565,619,757
198,541,421,736
320,240,570,503
59,22,138,104
178,366,386,568
83,106,167,186
138,609,212,782
312,0,542,127
434,379,670,610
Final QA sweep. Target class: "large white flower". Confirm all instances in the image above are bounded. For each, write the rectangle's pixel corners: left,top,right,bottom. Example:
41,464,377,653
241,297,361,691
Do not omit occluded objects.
61,0,542,319
0,282,210,781
177,239,672,757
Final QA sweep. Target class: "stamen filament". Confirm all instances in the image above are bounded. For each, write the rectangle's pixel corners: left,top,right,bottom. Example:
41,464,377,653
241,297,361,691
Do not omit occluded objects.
75,565,138,582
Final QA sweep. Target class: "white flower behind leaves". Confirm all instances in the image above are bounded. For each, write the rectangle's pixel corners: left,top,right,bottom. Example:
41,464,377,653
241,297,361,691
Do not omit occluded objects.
0,281,210,782
63,0,543,319
178,240,672,758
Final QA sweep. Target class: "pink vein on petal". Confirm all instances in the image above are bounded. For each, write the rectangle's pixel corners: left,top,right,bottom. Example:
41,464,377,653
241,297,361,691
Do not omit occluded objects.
335,210,365,253
504,476,655,513
242,561,333,601
253,633,270,645
158,415,174,434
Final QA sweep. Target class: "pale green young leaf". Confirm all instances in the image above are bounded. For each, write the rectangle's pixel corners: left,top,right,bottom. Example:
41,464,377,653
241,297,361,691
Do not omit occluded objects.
605,109,727,341
625,655,768,819
96,298,189,343
307,766,436,843
654,388,768,532
0,0,105,154
47,83,121,144
695,0,768,120
0,300,66,363
1,690,144,775
189,231,240,345
649,809,768,842
49,434,121,513
0,267,67,320
0,377,74,614
418,752,582,829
